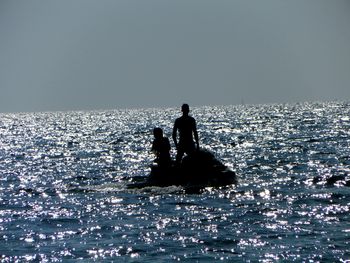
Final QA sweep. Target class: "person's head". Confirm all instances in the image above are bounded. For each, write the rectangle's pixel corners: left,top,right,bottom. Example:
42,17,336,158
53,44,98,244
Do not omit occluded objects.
153,127,163,139
181,103,190,115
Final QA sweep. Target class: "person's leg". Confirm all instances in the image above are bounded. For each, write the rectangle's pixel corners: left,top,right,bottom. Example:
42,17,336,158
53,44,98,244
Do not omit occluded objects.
184,141,195,156
176,146,184,164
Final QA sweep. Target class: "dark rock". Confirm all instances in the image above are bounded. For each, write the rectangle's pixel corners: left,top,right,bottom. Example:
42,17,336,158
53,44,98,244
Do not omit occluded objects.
128,149,237,189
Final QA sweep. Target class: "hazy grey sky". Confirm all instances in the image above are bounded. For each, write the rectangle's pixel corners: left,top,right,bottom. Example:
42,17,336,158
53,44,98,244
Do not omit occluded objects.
1,0,350,112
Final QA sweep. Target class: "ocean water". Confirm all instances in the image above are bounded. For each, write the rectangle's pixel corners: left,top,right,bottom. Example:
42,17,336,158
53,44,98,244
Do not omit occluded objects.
0,102,349,262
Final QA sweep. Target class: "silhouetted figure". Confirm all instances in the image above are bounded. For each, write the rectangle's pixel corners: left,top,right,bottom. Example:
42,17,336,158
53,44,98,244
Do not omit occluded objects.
151,127,171,167
172,104,199,164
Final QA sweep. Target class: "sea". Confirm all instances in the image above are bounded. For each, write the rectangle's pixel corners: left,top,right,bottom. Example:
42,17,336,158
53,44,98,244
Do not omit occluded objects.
0,101,349,262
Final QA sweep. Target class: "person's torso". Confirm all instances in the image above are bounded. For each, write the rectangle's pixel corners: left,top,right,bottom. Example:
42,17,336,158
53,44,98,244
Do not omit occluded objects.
176,116,195,142
153,137,170,153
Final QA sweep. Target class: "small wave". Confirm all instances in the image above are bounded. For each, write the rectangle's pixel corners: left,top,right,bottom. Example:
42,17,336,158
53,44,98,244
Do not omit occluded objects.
68,182,127,193
128,185,183,195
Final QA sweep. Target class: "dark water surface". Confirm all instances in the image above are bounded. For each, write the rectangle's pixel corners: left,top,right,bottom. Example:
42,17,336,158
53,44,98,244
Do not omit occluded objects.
0,102,349,262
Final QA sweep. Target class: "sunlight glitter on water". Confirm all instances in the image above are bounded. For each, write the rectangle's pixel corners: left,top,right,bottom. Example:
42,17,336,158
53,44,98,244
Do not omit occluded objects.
0,102,350,261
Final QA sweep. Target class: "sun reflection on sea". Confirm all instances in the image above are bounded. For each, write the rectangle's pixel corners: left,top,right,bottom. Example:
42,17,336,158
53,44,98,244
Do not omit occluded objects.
0,102,350,261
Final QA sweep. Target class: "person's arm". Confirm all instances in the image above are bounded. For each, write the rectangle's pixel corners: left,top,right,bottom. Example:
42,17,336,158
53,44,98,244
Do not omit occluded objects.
151,140,155,153
165,137,171,152
193,119,199,149
172,121,178,148
151,140,158,154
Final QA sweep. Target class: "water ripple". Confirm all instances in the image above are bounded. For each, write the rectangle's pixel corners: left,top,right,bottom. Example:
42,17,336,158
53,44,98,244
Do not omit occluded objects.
1,102,350,261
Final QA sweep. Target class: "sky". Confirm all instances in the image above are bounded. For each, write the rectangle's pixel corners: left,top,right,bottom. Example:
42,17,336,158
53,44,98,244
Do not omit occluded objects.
1,0,350,113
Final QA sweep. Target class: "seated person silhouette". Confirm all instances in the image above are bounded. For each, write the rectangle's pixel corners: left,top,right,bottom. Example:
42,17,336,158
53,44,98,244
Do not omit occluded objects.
151,127,171,167
172,104,199,164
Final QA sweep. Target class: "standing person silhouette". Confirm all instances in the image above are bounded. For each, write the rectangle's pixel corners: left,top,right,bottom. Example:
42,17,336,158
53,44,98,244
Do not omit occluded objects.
172,104,200,164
